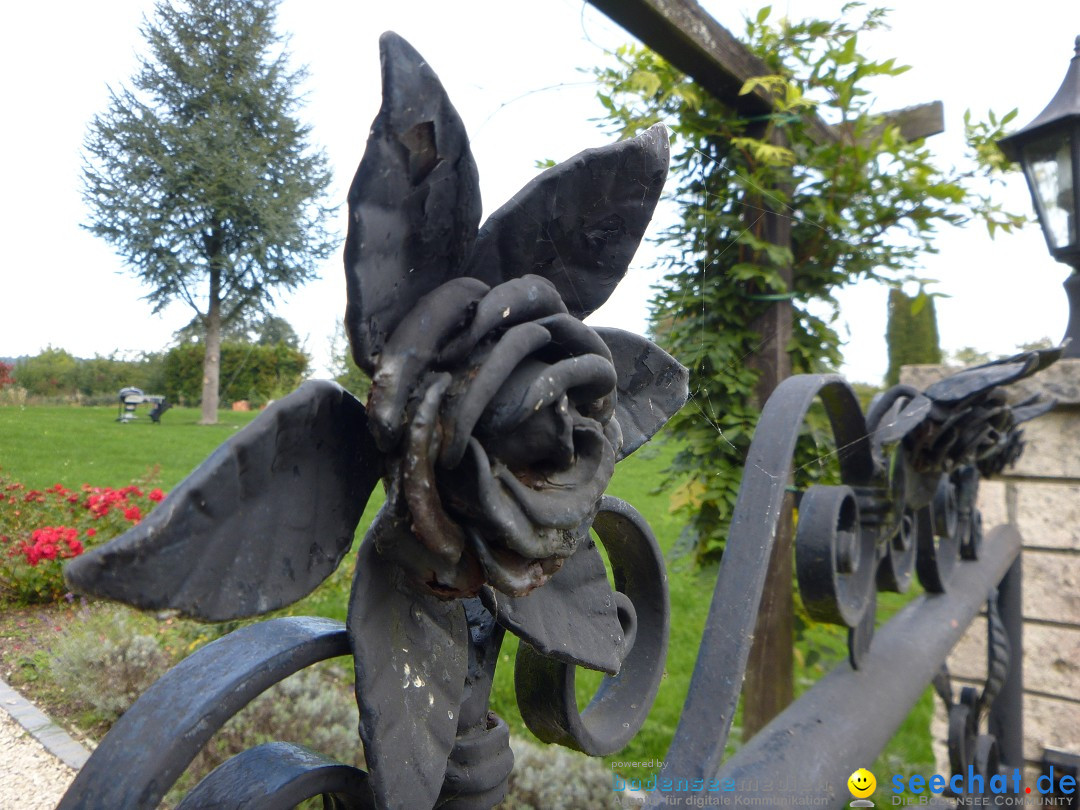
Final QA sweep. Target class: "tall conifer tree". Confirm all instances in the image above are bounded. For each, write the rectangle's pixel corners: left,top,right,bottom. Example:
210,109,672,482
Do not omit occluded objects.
83,0,333,423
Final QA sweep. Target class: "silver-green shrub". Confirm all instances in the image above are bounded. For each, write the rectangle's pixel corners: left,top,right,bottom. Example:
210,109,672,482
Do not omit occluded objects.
48,606,362,805
502,736,624,809
49,606,170,721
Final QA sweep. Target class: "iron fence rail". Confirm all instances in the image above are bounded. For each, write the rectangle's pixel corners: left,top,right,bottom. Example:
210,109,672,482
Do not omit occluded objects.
709,525,1022,809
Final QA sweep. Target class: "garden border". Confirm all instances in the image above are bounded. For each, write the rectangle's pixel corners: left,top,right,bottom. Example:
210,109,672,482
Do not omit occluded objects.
0,675,90,770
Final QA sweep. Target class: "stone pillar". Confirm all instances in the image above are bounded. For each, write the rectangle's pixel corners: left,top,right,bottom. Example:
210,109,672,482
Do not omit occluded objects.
901,360,1080,782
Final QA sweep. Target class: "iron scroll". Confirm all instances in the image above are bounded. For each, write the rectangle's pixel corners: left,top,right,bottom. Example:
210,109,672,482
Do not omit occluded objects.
513,495,670,755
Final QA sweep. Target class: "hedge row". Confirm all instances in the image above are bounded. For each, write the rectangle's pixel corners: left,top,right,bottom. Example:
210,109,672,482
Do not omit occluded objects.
161,342,309,406
9,343,308,406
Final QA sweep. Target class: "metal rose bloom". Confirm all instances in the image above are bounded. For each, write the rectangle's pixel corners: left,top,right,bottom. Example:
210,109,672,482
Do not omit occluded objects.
342,34,684,606
365,274,623,598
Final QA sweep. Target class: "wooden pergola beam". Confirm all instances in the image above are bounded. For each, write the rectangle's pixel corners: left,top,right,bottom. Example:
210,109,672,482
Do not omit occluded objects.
588,0,775,113
876,100,944,142
588,0,944,144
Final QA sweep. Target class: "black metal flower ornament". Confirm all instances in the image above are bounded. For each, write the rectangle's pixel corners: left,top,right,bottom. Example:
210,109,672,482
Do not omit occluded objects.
65,32,687,810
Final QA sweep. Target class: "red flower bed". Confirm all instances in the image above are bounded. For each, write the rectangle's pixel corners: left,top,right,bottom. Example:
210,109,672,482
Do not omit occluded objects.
20,526,83,565
0,475,166,604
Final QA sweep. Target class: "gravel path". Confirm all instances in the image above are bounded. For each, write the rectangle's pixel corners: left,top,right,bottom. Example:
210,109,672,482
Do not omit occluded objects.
0,678,88,810
0,708,76,809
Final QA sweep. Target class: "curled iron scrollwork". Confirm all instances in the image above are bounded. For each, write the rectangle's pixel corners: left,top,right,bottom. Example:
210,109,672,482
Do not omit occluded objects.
796,484,875,628
60,32,686,810
788,351,1057,668
933,591,1013,800
661,353,1056,787
512,496,670,756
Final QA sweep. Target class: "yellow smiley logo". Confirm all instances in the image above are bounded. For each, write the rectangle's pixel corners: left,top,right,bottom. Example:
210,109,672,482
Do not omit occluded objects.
848,768,876,799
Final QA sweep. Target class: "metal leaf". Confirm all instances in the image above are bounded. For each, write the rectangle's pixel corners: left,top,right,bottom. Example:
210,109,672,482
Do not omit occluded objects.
872,393,932,446
1010,394,1057,424
593,327,689,459
349,534,468,810
480,537,624,675
65,381,380,621
924,360,1035,404
923,348,1061,404
464,124,669,320
344,32,482,372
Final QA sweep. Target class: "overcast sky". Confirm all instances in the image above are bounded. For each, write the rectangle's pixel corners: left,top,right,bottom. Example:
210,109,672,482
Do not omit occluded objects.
3,1,1079,384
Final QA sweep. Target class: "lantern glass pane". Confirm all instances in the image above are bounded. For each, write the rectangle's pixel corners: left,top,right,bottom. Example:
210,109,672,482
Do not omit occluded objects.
1023,130,1076,250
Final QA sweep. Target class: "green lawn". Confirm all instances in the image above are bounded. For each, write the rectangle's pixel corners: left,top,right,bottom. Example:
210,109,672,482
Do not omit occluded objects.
0,405,259,491
0,404,934,800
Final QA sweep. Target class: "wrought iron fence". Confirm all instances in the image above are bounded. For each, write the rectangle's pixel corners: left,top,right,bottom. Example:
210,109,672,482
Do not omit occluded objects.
57,32,1065,810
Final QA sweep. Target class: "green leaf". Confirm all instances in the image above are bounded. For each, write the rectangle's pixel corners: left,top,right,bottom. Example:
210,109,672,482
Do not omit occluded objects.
628,69,662,97
910,292,927,316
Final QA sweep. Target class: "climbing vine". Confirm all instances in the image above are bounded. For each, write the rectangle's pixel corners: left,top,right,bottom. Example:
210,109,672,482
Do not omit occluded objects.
594,5,1023,561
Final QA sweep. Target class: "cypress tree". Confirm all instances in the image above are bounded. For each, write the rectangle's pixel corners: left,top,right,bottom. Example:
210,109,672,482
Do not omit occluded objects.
885,287,943,386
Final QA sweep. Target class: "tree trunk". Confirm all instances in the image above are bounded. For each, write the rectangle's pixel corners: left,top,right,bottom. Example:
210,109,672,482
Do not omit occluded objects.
199,267,222,425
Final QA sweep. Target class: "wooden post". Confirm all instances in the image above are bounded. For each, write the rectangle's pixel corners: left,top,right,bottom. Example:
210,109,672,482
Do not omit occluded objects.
740,128,795,739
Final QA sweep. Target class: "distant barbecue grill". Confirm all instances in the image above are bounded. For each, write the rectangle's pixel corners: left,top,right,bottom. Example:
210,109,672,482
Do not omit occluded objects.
117,387,171,423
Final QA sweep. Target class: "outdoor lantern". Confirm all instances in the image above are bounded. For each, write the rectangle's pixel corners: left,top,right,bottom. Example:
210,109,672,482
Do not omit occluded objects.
998,36,1080,357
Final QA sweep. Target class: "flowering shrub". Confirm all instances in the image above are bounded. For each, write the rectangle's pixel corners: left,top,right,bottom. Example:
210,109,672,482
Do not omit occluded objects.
21,526,84,565
0,475,166,604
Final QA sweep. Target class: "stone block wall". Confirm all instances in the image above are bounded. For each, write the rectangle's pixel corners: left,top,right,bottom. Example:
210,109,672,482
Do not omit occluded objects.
901,359,1080,780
